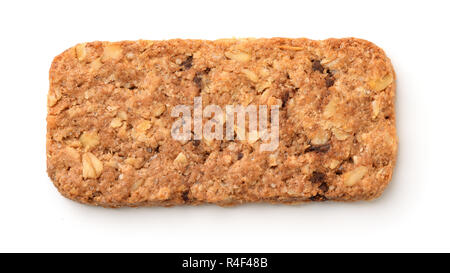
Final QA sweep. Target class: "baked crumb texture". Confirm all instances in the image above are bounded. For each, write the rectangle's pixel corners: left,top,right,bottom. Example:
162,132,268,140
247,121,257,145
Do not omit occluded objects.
47,38,397,207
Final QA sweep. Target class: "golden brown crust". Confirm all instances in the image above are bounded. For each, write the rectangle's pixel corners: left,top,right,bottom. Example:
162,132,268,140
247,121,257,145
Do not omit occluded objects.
47,38,397,207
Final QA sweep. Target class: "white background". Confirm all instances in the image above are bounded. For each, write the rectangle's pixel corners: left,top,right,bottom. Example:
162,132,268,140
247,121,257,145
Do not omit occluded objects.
0,0,448,252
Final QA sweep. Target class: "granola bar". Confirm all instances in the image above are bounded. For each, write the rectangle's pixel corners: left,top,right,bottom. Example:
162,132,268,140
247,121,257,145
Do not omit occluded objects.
46,38,397,207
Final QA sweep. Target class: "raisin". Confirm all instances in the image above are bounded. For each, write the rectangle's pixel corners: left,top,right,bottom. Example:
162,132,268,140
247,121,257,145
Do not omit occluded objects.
193,73,202,88
319,182,329,192
325,75,335,88
192,140,200,147
309,194,327,201
180,55,193,70
237,152,244,160
305,143,330,153
182,190,189,202
281,91,290,107
312,60,324,73
310,171,326,183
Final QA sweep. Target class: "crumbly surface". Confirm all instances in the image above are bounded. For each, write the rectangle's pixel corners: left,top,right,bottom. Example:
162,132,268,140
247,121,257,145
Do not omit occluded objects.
47,38,397,207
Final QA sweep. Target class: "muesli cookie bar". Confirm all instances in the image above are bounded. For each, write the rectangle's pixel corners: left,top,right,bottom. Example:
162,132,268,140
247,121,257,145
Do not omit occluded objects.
47,38,397,207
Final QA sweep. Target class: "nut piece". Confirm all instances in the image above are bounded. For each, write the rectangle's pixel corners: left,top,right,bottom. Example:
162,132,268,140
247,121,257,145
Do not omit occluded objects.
268,154,278,167
75,43,87,61
153,103,166,117
311,130,329,145
323,98,337,119
79,132,99,150
136,120,152,132
110,118,123,128
242,69,258,82
48,93,59,107
225,51,251,62
343,166,368,186
368,73,393,92
267,96,282,107
117,110,128,120
82,152,103,179
174,152,188,167
328,159,340,169
90,58,102,71
332,128,350,141
102,44,123,60
372,99,380,119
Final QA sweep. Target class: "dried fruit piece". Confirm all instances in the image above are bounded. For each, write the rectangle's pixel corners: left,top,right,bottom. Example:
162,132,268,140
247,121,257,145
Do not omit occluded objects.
82,152,103,179
310,171,326,183
319,182,329,192
281,91,290,107
309,194,327,201
325,72,335,88
180,55,193,69
312,60,324,73
305,143,330,153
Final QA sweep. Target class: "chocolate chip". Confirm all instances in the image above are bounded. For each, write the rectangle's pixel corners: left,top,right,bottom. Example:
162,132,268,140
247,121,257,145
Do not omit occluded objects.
182,190,189,202
237,152,244,160
309,194,327,201
192,140,200,146
180,55,193,70
319,182,329,192
305,143,330,153
310,171,326,184
312,60,324,73
281,91,290,107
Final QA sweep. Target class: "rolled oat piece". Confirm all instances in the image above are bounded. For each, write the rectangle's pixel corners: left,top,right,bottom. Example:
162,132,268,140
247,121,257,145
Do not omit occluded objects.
47,38,397,207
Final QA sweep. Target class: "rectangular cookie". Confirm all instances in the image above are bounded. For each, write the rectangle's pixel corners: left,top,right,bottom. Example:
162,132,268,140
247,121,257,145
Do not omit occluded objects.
47,38,397,207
